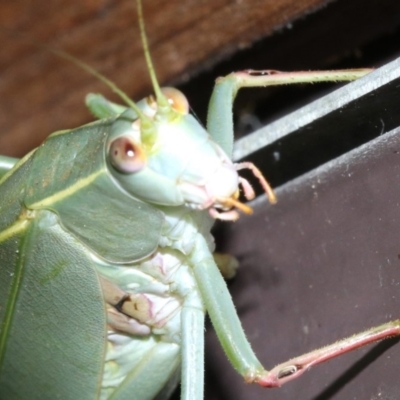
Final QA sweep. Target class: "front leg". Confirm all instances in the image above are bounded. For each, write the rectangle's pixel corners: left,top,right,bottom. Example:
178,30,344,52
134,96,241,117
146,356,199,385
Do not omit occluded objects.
181,292,205,400
207,69,372,157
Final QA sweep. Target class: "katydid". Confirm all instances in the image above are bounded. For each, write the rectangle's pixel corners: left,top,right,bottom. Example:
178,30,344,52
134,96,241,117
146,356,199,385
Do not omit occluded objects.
1,1,400,399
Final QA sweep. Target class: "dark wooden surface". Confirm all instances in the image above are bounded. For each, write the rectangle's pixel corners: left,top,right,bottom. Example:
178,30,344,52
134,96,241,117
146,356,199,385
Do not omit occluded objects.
0,0,332,157
2,0,400,158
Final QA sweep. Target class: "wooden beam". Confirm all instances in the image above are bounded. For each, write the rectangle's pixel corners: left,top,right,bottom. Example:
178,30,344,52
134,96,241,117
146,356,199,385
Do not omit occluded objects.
0,0,332,156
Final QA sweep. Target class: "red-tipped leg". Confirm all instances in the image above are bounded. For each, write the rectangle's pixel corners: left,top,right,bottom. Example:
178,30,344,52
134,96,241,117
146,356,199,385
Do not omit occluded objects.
253,320,400,388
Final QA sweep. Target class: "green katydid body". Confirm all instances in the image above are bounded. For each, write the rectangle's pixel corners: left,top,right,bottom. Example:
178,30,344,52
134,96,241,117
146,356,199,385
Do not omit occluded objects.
0,2,267,395
0,157,17,180
2,1,399,399
0,113,165,399
0,86,250,399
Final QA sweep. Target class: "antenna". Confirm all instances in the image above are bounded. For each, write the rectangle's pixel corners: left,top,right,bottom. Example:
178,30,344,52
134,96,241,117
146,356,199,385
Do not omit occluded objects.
46,47,150,121
1,26,151,123
135,0,170,110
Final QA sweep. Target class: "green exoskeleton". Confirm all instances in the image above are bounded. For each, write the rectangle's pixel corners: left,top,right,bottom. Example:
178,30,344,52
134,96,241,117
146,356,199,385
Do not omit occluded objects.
1,1,400,399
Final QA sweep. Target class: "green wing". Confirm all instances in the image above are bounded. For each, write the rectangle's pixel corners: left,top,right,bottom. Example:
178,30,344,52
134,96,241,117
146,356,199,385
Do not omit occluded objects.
0,116,165,399
0,210,106,400
25,118,164,263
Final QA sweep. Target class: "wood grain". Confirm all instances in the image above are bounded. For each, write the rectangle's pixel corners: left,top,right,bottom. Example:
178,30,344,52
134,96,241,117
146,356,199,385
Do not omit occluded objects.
0,0,331,156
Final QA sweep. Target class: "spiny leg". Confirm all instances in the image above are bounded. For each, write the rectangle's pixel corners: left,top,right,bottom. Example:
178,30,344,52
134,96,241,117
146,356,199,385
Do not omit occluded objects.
181,292,205,400
207,68,372,158
190,234,265,382
191,233,400,389
257,320,400,387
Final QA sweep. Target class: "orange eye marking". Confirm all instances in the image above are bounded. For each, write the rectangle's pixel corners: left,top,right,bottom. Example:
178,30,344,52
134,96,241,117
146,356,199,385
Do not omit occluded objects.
161,87,189,114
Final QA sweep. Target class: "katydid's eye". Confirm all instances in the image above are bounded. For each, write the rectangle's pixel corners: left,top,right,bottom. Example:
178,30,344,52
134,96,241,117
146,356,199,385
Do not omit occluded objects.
109,137,146,173
161,87,189,114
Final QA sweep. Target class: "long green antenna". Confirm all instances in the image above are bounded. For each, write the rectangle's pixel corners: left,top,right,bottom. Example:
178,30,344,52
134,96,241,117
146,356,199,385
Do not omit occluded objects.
135,0,170,110
40,46,150,121
1,26,152,123
49,44,159,145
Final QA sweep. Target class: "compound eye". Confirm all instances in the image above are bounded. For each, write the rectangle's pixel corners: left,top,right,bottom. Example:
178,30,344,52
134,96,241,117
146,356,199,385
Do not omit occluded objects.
109,137,146,173
161,87,189,114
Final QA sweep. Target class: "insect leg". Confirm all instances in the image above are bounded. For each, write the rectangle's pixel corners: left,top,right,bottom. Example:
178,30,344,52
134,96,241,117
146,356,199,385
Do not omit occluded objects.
190,234,265,383
190,233,400,388
181,292,205,400
257,320,400,387
206,68,372,157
